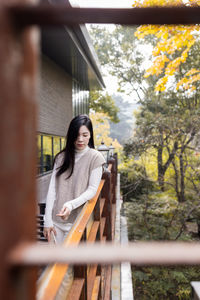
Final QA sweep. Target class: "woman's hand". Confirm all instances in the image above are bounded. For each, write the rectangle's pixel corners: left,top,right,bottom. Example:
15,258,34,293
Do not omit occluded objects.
43,227,56,243
56,206,70,220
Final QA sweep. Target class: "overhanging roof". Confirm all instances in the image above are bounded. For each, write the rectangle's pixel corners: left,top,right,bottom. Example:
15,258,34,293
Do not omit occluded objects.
41,0,105,90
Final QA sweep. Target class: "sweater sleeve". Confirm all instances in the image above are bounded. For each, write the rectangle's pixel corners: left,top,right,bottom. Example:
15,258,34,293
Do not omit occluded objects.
63,166,102,211
44,163,57,228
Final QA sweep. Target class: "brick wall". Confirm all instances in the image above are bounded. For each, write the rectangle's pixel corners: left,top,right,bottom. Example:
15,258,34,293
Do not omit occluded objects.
37,55,72,136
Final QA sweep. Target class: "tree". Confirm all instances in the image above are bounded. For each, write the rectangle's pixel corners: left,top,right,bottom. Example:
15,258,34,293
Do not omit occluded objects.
89,25,145,99
132,0,200,92
89,90,119,123
89,20,200,199
90,25,178,190
89,112,122,154
125,88,200,196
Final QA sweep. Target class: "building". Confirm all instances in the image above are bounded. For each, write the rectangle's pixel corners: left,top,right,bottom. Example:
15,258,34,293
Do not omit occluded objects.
37,0,105,207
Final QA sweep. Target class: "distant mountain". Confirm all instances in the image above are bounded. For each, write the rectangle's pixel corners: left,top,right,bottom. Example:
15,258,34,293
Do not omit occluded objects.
109,93,139,145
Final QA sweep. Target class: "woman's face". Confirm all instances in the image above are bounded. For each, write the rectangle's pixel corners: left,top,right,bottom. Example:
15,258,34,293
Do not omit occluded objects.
74,125,91,150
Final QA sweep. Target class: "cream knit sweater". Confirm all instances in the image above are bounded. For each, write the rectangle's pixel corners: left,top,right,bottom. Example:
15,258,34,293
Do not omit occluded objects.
44,147,105,230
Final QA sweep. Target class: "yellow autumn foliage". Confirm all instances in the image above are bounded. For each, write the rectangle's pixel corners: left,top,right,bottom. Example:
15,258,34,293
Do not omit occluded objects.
155,76,168,91
133,0,184,7
176,70,200,91
185,68,200,76
132,0,200,92
89,112,123,155
144,54,169,77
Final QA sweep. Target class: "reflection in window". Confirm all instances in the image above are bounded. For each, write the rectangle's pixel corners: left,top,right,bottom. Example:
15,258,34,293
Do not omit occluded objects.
72,79,89,117
43,136,53,172
61,138,65,150
37,135,42,174
54,137,60,158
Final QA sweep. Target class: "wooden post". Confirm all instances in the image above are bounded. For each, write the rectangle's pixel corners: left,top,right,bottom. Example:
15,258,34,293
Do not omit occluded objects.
73,230,87,300
0,1,39,299
94,195,101,241
102,171,112,241
108,158,116,204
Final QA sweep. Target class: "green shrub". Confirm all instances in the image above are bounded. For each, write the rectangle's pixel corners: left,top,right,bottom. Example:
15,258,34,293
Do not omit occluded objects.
125,194,200,299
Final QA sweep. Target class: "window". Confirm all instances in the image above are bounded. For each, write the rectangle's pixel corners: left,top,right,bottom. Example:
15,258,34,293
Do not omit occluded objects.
43,135,53,172
37,133,65,175
53,136,61,158
37,135,42,174
72,79,89,116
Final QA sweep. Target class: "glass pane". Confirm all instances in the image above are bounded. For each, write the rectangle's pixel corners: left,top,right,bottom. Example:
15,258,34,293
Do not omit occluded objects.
81,90,84,114
84,90,89,114
43,135,53,172
86,90,89,114
61,138,66,150
77,82,81,115
54,136,60,157
75,80,78,116
37,135,42,174
72,80,76,117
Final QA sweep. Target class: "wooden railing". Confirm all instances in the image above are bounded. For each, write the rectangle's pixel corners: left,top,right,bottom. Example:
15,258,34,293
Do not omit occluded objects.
37,157,118,300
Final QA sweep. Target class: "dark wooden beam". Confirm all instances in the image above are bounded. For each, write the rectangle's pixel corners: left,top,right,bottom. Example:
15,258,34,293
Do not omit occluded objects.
7,5,200,27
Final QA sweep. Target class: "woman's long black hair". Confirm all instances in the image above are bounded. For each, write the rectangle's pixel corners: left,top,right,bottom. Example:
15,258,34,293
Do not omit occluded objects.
55,114,95,179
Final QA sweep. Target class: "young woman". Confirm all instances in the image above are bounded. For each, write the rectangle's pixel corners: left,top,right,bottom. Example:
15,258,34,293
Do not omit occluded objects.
43,115,105,243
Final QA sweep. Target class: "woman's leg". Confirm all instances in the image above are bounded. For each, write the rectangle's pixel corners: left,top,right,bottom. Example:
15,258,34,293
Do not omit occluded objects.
62,223,73,242
53,225,65,244
54,224,72,243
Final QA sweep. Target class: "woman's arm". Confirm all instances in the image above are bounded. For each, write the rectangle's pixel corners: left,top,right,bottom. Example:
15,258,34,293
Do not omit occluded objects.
63,166,103,212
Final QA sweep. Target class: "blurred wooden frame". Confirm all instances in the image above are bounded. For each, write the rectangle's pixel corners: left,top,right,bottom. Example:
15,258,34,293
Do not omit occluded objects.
2,2,200,300
6,5,200,27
